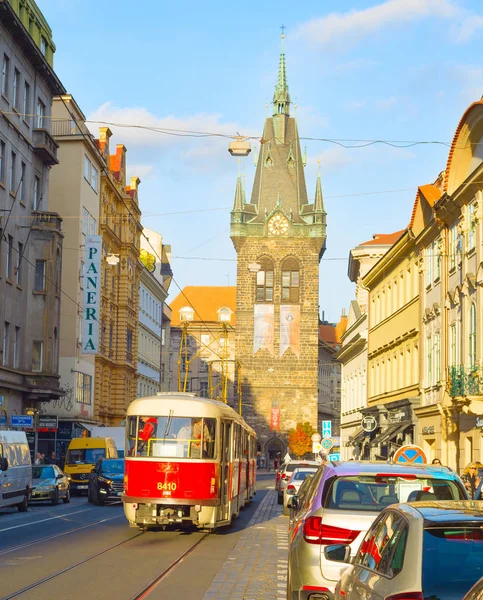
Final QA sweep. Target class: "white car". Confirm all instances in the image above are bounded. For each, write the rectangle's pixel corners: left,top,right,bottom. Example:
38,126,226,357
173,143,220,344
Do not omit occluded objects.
330,500,483,600
283,467,318,515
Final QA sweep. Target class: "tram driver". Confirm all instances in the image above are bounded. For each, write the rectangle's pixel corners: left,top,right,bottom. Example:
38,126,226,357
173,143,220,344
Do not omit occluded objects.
137,416,158,455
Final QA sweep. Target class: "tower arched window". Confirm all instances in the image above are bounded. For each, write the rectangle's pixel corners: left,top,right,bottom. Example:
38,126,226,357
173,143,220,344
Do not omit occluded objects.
256,257,274,302
281,257,300,302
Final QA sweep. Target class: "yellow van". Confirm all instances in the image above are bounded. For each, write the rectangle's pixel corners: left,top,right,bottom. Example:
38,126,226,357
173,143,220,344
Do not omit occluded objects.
64,437,118,495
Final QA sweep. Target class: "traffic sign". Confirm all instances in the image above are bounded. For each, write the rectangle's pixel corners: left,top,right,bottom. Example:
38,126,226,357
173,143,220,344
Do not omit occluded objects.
11,415,33,428
321,437,333,451
329,453,340,462
393,444,427,465
311,432,321,443
312,442,322,453
362,416,377,433
322,420,332,438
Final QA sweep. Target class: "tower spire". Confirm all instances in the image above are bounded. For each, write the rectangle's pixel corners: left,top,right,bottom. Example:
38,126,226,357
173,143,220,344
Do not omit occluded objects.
233,159,244,212
273,27,291,117
314,159,325,213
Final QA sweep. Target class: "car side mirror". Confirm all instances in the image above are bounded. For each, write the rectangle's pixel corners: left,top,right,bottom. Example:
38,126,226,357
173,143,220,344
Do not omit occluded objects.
324,544,351,563
287,496,299,509
0,457,8,471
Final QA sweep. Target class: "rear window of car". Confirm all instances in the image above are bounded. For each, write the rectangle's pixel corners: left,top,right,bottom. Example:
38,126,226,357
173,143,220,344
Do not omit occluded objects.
324,475,466,512
293,470,317,481
286,463,315,473
422,527,483,597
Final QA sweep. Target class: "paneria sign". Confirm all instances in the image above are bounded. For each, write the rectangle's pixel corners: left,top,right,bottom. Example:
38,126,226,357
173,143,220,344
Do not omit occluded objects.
82,235,102,354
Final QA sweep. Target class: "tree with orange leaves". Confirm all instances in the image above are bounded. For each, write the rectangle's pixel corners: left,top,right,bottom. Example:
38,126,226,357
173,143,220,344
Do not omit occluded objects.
288,422,315,458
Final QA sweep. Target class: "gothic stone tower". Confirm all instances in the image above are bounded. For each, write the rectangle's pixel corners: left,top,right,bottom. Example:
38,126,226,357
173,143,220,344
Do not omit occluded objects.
230,38,327,456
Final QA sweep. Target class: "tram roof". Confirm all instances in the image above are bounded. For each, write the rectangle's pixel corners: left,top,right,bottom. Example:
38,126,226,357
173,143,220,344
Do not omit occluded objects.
126,393,256,435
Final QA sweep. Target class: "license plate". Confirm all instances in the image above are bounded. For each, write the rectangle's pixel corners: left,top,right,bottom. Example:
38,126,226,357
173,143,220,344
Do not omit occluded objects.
77,485,88,490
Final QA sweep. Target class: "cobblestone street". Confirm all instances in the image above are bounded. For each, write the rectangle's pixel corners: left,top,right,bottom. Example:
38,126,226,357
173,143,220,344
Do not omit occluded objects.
202,490,288,600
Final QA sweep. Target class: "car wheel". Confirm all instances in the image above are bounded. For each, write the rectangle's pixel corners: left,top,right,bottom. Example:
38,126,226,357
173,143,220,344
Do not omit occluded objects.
277,494,283,505
52,488,59,506
17,489,29,512
63,489,71,504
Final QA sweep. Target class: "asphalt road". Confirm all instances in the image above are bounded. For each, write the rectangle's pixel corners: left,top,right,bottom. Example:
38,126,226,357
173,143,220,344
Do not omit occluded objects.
0,472,275,600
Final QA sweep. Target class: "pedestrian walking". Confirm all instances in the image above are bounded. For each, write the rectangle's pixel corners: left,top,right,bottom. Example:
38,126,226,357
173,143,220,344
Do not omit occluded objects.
273,457,279,471
461,463,482,499
34,452,44,465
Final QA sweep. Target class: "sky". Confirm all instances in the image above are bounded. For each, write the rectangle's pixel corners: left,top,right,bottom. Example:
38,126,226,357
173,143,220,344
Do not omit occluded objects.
40,0,483,322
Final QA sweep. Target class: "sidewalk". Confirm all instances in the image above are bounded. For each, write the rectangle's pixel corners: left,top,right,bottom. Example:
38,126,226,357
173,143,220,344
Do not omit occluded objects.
201,490,288,600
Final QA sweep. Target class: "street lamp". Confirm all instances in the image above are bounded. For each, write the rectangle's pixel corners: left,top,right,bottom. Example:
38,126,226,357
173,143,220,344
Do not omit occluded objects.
106,253,120,266
25,407,40,458
228,136,251,157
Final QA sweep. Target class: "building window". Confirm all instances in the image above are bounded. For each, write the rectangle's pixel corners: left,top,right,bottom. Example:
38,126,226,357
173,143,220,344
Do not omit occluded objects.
281,257,300,302
0,140,5,182
53,327,58,371
13,326,20,369
36,98,45,128
427,336,433,387
6,235,13,280
434,240,441,281
9,151,16,193
434,333,440,383
75,372,92,404
127,328,133,354
23,82,30,121
450,323,457,367
200,380,209,397
468,203,476,251
40,36,47,56
19,162,25,203
256,257,274,302
450,224,457,270
2,322,9,366
33,175,40,210
34,260,46,291
2,54,9,97
16,242,23,285
83,155,98,192
12,69,19,109
179,306,194,322
425,247,432,287
469,303,477,366
81,206,97,235
32,340,43,372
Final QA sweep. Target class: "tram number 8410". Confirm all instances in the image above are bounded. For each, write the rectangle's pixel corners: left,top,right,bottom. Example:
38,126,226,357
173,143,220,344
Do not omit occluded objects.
157,482,177,491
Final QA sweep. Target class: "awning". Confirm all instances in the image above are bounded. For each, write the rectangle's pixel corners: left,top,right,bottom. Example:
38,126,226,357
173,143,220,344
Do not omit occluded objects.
75,422,96,432
371,421,412,446
345,428,368,447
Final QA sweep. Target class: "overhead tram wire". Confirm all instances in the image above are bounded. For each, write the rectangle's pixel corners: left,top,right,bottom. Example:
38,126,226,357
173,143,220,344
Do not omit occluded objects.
56,96,237,368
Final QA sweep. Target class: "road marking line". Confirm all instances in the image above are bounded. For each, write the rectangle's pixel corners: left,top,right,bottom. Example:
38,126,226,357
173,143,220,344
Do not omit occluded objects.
0,507,99,533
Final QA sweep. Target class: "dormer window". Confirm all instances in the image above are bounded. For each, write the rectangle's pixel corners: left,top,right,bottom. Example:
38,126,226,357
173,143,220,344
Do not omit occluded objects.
218,307,232,323
179,306,194,322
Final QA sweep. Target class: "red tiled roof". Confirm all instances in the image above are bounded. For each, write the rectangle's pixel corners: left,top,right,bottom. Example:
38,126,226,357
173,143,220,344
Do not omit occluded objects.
170,286,236,326
408,183,443,230
319,324,337,345
360,230,405,246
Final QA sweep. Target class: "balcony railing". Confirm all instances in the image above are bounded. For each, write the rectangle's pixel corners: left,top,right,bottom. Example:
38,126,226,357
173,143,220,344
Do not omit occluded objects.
448,365,483,397
50,119,91,137
32,128,58,165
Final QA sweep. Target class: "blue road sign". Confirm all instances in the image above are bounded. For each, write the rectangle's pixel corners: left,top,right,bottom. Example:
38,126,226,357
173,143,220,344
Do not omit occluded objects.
328,453,340,462
322,420,332,438
393,445,427,465
11,415,33,428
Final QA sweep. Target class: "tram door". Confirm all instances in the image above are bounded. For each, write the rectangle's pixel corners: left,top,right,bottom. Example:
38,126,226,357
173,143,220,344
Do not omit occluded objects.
219,420,232,522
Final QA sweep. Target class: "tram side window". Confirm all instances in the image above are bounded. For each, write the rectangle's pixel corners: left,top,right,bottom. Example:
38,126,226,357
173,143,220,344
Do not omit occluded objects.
127,416,138,456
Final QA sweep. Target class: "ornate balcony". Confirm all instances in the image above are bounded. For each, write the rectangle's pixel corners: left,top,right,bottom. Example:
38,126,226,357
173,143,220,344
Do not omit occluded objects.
448,365,483,398
32,128,59,165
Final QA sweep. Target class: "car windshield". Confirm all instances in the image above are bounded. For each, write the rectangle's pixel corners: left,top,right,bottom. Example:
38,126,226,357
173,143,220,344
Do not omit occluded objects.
32,466,55,479
422,527,483,598
324,475,466,512
293,470,317,481
126,416,216,459
66,448,106,465
101,460,124,475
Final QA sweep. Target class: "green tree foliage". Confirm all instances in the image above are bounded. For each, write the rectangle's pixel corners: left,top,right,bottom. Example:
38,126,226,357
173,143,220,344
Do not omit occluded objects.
288,422,315,458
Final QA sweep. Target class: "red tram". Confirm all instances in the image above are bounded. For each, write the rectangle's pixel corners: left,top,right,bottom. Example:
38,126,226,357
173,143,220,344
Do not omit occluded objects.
123,392,257,530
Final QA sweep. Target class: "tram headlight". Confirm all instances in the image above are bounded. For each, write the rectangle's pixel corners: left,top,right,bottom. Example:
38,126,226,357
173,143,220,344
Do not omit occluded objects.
195,505,201,512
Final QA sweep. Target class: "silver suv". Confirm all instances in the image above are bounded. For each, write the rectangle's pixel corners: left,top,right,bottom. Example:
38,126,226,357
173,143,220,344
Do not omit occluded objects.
287,461,468,600
277,460,320,504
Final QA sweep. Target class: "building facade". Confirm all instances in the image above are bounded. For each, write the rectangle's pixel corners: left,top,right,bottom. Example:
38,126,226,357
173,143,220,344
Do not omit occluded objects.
230,40,326,458
0,0,65,442
363,230,420,460
168,287,237,406
339,232,401,459
137,227,172,398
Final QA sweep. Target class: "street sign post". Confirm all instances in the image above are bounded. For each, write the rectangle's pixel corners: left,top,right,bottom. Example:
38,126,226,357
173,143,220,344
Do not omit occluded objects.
393,444,427,465
322,420,332,438
11,415,34,428
329,453,340,462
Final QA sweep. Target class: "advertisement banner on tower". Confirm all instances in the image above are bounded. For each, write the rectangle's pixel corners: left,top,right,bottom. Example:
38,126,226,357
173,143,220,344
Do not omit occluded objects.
271,407,280,431
253,304,274,355
81,235,102,354
280,305,300,357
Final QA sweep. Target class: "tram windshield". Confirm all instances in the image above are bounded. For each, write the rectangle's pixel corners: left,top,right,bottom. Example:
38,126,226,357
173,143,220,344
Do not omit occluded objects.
126,416,216,459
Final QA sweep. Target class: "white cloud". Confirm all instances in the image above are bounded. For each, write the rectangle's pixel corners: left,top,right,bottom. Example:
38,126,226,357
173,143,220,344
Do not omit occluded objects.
376,96,397,110
294,0,459,49
453,15,483,42
345,100,366,112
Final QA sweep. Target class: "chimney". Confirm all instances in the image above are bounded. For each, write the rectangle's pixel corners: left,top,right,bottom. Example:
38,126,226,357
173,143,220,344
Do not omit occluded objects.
130,176,141,191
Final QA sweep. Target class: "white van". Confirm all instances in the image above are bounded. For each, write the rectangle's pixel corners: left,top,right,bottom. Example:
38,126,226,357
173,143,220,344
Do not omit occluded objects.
0,431,32,511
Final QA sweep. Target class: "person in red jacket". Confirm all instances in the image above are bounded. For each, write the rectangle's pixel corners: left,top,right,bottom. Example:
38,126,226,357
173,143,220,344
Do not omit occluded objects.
138,417,157,455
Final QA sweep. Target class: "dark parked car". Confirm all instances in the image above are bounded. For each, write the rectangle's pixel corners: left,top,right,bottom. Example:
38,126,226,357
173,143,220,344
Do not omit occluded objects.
31,464,70,505
88,458,124,505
